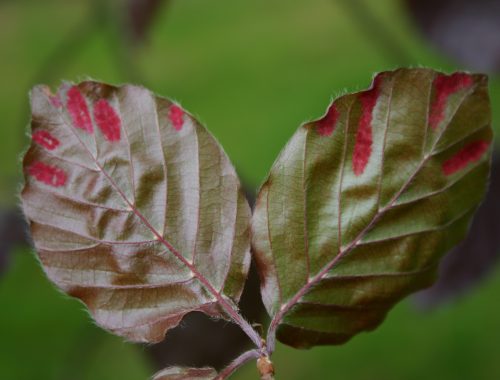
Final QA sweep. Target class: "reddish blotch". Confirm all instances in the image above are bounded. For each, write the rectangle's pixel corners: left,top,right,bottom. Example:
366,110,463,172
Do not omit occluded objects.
49,95,62,108
168,104,184,131
67,86,93,134
317,104,339,137
429,73,474,130
33,130,60,150
442,140,490,176
28,161,67,187
93,99,121,142
352,75,383,176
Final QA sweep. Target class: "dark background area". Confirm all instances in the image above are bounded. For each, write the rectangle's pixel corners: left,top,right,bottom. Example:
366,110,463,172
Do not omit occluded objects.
0,0,499,379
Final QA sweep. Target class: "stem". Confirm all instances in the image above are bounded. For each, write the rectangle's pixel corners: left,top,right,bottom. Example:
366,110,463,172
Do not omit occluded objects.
216,350,260,380
257,355,275,380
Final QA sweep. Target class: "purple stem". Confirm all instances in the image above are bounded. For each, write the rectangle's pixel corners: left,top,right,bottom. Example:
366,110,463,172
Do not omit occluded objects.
216,349,260,380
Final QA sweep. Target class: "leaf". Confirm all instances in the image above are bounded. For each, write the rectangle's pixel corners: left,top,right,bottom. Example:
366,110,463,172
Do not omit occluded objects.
252,68,493,349
21,81,252,344
152,366,217,380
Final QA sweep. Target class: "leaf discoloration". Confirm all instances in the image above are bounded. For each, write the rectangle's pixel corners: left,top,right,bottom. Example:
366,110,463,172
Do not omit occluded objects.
442,140,490,175
430,73,474,130
93,98,121,142
28,161,67,187
32,130,60,150
168,104,185,131
316,104,339,137
67,85,93,133
352,74,383,176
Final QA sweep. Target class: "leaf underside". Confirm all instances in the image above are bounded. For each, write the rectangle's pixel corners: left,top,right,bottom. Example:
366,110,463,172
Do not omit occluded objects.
22,81,251,343
252,68,492,349
152,366,217,380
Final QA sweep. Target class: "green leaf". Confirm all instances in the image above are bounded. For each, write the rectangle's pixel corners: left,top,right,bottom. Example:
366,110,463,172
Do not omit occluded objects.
21,81,251,344
252,68,493,349
152,366,217,380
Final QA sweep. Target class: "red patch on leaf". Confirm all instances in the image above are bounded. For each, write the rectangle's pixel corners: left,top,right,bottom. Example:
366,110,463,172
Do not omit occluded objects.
93,99,121,142
168,104,184,131
28,161,67,187
67,86,93,133
33,130,60,150
442,140,489,176
352,76,383,176
49,95,62,108
429,73,474,130
317,104,339,137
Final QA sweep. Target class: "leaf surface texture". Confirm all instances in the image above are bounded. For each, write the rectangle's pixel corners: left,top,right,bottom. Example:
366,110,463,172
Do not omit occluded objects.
22,82,251,343
252,68,493,348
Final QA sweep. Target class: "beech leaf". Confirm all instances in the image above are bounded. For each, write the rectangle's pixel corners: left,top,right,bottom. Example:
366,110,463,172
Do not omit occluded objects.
252,68,492,349
21,81,252,343
152,366,217,380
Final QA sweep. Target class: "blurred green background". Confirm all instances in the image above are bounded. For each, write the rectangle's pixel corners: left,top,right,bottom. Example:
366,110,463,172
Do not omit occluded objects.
1,0,499,379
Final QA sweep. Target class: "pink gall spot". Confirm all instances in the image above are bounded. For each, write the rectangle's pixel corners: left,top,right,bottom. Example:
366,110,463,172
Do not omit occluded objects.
32,130,60,150
28,161,67,187
93,99,121,142
317,104,339,137
49,95,62,108
67,86,93,133
168,104,184,131
430,73,474,130
352,75,383,176
442,140,489,176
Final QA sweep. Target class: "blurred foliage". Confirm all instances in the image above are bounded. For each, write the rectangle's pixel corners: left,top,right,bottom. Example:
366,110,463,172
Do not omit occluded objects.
407,0,500,73
0,0,499,379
